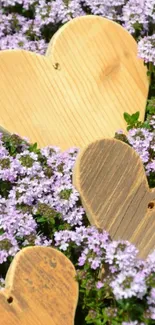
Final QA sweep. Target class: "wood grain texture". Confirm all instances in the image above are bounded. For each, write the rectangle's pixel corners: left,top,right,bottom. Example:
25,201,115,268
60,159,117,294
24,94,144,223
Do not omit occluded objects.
0,15,148,149
0,246,78,325
73,138,155,259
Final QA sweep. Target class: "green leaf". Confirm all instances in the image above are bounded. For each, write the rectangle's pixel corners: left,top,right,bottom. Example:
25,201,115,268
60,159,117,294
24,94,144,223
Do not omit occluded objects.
36,216,47,223
29,142,39,153
130,111,140,122
0,228,4,235
142,121,151,129
124,112,132,124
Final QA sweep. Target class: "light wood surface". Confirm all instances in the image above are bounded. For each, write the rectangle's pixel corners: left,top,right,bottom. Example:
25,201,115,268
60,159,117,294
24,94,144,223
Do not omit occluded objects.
0,15,148,149
0,126,10,136
73,138,155,259
0,246,78,325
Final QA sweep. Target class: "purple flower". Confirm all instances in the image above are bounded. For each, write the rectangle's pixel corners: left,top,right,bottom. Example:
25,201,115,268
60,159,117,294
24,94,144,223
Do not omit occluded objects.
0,233,19,264
96,281,104,289
122,0,147,34
138,35,155,65
110,269,147,299
105,240,139,272
126,122,155,176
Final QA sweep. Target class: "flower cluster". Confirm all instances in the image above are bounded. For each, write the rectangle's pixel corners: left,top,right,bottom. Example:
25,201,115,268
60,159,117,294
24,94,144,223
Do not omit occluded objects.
138,35,155,66
0,34,47,54
116,114,155,188
122,0,148,34
127,125,155,177
0,133,86,266
0,113,154,323
0,2,155,323
75,231,155,324
0,0,155,71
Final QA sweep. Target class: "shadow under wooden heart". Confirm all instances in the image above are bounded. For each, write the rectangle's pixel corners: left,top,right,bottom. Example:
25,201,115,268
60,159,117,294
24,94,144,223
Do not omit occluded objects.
0,246,78,325
73,138,155,259
0,15,149,149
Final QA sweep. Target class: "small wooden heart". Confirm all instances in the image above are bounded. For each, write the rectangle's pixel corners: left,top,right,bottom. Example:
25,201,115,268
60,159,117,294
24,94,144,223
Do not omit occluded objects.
0,15,148,149
73,138,155,259
0,246,78,325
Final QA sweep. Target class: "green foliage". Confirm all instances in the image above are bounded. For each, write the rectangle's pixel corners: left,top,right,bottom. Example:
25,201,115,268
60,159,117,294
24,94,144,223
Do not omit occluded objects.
123,111,151,130
59,189,72,200
114,133,130,145
0,228,4,235
20,155,35,167
124,111,140,130
33,202,72,239
148,172,155,188
146,97,155,116
124,111,148,130
76,264,152,325
0,112,154,325
1,133,28,156
29,142,40,154
0,180,12,198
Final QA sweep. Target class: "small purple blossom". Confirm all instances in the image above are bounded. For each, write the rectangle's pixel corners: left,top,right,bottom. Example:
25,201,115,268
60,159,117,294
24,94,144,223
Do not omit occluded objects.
96,281,104,289
0,2,154,323
122,118,155,177
138,35,155,65
110,269,147,299
0,0,154,68
0,127,154,323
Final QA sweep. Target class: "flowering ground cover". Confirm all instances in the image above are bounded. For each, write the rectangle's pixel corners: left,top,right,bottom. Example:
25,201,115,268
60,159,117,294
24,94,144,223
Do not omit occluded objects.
0,1,155,324
0,2,154,59
0,0,155,89
0,112,154,324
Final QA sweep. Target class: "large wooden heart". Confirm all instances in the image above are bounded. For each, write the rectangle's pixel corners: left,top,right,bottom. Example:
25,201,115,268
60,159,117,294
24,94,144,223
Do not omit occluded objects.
0,15,148,149
0,246,78,325
73,138,155,259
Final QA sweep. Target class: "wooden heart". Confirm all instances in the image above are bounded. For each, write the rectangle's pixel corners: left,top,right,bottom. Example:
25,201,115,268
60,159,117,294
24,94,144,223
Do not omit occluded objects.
0,246,78,325
0,16,148,149
73,138,155,259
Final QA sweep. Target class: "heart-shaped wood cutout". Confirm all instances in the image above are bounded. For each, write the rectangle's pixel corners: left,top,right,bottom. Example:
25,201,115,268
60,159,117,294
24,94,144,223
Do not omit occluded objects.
73,138,155,259
0,246,78,325
0,15,148,149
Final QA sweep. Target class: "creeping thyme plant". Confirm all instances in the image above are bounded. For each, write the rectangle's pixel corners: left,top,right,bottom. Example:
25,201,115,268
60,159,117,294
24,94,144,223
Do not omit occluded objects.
0,0,155,87
0,111,154,325
0,1,155,324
